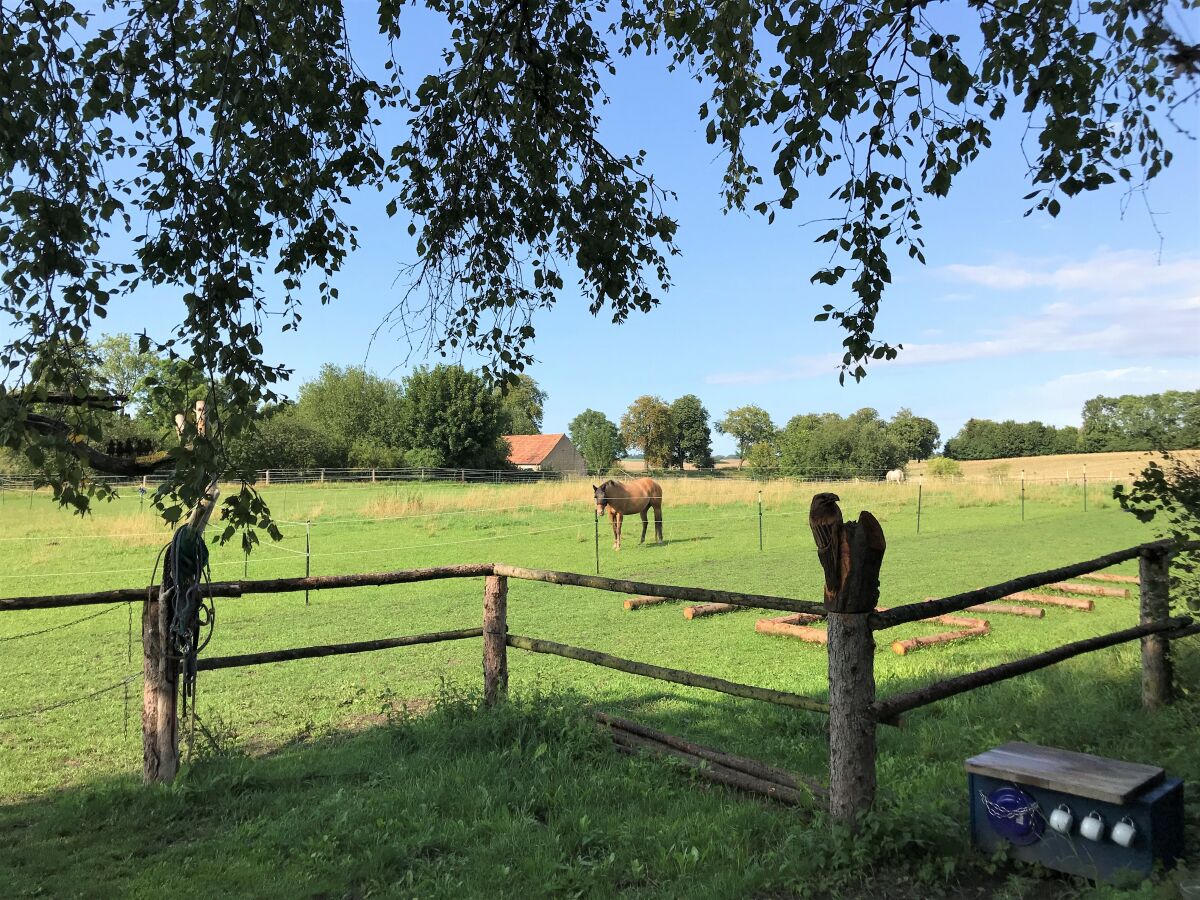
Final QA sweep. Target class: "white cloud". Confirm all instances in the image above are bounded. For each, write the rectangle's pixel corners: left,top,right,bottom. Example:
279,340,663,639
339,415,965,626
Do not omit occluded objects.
941,248,1200,294
705,247,1200,386
1040,365,1200,394
895,293,1199,367
705,295,1198,385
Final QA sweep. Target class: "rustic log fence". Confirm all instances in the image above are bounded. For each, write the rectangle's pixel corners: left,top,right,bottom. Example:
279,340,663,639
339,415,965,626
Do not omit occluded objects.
1,533,1196,825
821,529,1198,823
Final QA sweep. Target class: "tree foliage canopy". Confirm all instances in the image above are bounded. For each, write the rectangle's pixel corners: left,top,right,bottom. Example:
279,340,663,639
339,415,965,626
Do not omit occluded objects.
2,0,1195,535
943,391,1199,460
497,374,547,436
668,394,714,469
715,406,776,464
887,407,940,461
568,408,624,473
778,408,907,477
619,395,675,468
295,365,407,460
397,365,510,469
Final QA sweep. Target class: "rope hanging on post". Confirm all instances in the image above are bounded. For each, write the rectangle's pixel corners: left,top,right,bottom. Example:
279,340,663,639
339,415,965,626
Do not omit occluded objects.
149,479,220,765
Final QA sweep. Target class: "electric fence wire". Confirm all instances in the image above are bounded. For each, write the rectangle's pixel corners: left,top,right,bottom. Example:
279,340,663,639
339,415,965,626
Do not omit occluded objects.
0,672,143,722
0,603,125,642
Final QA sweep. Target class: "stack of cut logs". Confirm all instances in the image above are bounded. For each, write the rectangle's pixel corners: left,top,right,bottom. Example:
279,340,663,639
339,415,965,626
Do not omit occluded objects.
623,570,1137,656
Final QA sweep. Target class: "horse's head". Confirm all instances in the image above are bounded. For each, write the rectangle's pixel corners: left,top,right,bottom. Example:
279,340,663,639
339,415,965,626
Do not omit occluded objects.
593,482,610,515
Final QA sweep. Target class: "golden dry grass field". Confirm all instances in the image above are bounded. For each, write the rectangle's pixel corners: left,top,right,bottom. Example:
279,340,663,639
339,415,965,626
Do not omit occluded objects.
907,449,1200,481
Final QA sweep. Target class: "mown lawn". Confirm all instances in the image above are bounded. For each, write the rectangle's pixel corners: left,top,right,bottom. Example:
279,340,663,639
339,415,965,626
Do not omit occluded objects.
1,479,1197,897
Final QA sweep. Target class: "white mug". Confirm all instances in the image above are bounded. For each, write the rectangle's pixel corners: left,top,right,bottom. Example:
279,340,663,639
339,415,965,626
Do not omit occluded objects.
1111,817,1137,848
1080,811,1105,842
1049,804,1074,834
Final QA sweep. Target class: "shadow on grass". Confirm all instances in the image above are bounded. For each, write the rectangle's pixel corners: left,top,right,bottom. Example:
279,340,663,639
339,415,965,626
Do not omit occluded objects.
1,645,1197,900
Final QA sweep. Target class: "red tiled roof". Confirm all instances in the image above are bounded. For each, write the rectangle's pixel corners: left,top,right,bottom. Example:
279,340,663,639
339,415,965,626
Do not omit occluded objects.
503,433,566,465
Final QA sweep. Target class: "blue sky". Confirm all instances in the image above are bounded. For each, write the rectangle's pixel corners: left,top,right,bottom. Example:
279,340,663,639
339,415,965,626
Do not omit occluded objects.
89,6,1200,455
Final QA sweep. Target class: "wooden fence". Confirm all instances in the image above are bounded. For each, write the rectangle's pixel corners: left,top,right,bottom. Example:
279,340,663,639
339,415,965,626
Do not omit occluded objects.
1,534,1196,823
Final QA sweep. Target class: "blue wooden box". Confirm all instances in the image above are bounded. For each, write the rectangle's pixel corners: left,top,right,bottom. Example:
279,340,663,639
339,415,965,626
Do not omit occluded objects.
967,741,1184,881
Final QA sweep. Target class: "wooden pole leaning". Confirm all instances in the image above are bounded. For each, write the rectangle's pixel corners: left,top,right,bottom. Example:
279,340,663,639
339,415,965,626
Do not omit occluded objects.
1139,547,1172,710
810,492,885,825
483,574,508,706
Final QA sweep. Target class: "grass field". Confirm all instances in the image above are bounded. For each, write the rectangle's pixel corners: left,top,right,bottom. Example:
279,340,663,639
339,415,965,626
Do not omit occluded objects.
1,477,1198,898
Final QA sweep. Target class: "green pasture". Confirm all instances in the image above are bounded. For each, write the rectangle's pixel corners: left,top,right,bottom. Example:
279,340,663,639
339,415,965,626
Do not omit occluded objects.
0,480,1198,898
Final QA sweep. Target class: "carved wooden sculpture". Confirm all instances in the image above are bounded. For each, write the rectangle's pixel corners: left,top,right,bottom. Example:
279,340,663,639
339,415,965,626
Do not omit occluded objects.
809,492,886,822
808,492,886,614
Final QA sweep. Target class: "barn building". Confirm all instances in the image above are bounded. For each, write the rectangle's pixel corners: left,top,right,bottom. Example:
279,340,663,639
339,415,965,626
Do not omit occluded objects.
503,434,588,475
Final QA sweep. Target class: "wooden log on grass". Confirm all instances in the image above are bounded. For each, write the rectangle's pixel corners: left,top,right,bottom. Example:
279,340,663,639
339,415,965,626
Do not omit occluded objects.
923,598,1043,618
872,615,1194,724
505,633,830,714
755,618,829,643
608,728,809,806
891,623,990,656
763,612,826,625
1048,582,1129,598
932,614,990,629
624,595,675,610
683,603,738,620
595,712,827,798
971,603,1043,619
1080,572,1139,585
1005,592,1094,611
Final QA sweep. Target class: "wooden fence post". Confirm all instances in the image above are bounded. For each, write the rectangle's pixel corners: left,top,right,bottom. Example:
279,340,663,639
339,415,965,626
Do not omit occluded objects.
1139,548,1172,709
142,586,178,783
810,492,886,824
483,575,508,705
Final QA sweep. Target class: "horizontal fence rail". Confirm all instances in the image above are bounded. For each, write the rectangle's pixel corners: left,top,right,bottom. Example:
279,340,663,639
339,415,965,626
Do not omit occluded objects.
506,634,831,715
872,616,1196,724
0,564,498,612
1,563,826,616
871,540,1177,630
492,564,826,615
196,628,484,671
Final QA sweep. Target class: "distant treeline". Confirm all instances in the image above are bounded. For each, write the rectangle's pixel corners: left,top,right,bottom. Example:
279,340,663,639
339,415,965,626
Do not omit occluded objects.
4,334,1195,478
943,391,1200,461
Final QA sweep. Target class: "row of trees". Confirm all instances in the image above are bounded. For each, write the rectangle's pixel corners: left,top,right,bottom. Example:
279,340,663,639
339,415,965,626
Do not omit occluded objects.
568,394,716,473
943,391,1200,460
567,401,940,477
233,364,546,472
2,336,548,475
746,408,940,477
7,336,1193,478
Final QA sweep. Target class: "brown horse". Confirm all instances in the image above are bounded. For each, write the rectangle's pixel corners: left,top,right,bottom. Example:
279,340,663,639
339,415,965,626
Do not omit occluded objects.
593,478,663,550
